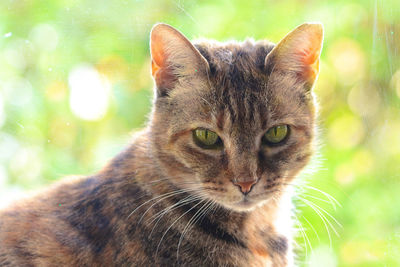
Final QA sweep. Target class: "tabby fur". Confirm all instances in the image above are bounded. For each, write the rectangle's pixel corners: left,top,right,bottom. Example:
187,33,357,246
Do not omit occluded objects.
0,22,323,266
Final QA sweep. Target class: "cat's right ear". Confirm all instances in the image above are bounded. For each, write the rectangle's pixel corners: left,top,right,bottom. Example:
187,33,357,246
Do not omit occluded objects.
265,23,323,90
150,23,209,97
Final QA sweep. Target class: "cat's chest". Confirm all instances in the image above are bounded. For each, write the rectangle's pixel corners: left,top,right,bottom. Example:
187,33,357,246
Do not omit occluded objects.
100,182,290,266
121,213,288,267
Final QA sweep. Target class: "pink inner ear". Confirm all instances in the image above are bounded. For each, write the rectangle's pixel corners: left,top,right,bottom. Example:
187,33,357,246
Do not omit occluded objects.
151,60,160,76
305,58,319,81
299,38,321,80
301,37,321,65
150,32,179,91
150,34,167,76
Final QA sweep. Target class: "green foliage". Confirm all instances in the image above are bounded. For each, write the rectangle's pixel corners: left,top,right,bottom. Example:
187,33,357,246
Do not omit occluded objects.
1,0,399,265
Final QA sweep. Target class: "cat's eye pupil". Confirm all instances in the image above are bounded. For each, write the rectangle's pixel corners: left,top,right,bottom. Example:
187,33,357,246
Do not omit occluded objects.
193,128,222,149
263,125,289,145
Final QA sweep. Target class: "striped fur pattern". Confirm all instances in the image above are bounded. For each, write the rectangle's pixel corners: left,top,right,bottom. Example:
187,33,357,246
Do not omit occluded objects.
0,23,323,266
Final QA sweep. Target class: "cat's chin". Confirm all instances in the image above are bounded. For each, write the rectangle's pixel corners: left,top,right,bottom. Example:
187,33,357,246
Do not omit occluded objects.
223,198,270,212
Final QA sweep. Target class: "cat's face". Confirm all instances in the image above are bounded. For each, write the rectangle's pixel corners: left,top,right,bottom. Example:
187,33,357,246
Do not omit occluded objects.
149,23,323,211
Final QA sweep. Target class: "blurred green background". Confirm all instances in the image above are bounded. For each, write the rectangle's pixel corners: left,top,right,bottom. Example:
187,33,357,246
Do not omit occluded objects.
1,0,399,266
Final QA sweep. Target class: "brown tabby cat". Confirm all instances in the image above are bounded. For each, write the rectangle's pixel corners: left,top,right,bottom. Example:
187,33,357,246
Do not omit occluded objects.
0,22,323,266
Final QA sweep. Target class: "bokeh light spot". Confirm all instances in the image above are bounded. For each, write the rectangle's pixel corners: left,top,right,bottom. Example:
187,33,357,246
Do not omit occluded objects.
9,146,42,183
328,114,365,149
376,120,400,156
352,149,375,175
347,84,381,117
335,162,355,185
97,55,129,82
68,64,111,121
328,38,365,85
49,117,77,148
46,80,68,101
3,40,27,70
0,186,24,210
308,245,337,267
340,240,385,265
0,133,20,163
334,149,374,185
29,24,59,52
3,78,34,107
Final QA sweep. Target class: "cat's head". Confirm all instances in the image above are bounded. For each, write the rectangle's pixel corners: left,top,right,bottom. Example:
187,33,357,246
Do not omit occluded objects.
148,23,323,212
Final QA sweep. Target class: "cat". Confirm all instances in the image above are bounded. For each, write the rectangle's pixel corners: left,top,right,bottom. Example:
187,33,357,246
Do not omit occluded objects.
0,22,323,266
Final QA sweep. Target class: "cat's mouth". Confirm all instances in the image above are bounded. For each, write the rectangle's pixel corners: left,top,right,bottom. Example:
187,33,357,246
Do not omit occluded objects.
203,186,276,211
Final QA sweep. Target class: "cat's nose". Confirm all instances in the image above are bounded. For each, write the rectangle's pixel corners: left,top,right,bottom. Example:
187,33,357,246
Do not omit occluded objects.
233,180,257,195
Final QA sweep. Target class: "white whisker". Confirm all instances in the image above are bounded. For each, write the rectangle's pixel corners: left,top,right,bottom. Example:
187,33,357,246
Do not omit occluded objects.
292,211,311,259
155,199,206,258
300,184,341,208
301,214,320,242
176,199,214,260
127,187,200,219
148,193,208,237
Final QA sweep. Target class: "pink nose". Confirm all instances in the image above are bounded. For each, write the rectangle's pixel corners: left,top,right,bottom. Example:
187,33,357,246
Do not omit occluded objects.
233,180,257,194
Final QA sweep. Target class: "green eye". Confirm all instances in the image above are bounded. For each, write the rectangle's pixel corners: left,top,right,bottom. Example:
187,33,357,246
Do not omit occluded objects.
263,125,289,145
193,128,222,149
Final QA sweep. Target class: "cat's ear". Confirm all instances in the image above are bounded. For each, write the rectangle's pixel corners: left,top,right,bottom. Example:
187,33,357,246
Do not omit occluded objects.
265,23,323,89
150,23,209,97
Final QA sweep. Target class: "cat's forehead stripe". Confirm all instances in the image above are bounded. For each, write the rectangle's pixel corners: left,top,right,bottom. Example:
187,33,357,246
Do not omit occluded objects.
192,41,315,134
195,41,276,130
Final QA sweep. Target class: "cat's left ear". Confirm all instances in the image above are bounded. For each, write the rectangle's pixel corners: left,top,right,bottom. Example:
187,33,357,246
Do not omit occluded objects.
150,23,209,97
265,23,323,89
